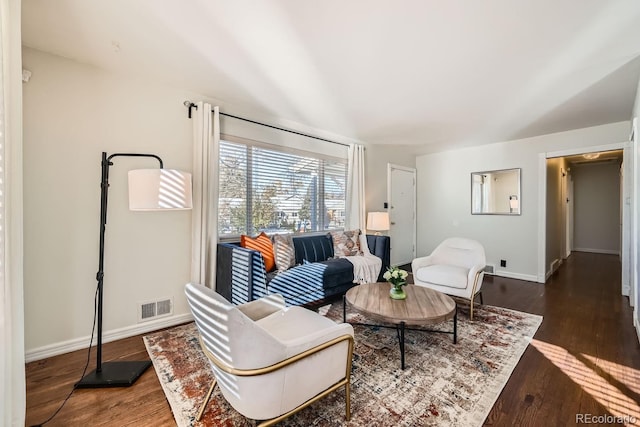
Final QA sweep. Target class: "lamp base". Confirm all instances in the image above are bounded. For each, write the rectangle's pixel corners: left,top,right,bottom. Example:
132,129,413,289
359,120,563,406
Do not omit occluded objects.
75,360,152,388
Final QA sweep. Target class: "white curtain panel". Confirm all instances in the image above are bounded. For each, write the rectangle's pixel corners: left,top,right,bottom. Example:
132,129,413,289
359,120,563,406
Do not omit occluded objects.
346,143,366,231
1,0,25,425
191,103,220,288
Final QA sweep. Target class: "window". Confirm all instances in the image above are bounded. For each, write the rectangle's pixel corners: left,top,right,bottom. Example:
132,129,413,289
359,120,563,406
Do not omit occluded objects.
218,138,346,237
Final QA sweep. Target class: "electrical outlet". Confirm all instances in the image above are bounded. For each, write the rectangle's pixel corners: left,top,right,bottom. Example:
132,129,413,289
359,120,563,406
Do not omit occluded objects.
500,259,507,267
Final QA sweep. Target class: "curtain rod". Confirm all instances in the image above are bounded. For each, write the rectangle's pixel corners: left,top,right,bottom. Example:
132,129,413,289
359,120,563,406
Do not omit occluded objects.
183,101,350,148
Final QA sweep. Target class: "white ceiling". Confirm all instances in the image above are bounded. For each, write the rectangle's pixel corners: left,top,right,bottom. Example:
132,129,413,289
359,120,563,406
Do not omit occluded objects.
21,0,640,152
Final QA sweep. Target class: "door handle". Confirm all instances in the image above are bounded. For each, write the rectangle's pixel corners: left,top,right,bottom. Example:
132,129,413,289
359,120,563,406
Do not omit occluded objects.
390,222,396,225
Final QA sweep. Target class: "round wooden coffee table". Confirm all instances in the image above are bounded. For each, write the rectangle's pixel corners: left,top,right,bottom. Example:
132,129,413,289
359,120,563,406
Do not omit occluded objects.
344,282,457,370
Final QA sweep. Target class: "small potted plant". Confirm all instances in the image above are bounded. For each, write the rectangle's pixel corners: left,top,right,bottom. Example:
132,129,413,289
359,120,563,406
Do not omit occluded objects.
383,266,409,300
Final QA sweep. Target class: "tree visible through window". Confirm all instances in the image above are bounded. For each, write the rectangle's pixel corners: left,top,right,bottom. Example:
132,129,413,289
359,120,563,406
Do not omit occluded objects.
218,139,346,237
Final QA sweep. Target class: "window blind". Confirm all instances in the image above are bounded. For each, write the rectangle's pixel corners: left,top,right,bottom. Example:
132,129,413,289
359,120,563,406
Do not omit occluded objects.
218,138,347,237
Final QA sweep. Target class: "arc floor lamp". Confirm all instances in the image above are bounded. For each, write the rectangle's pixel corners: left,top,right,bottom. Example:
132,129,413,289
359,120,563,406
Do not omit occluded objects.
76,152,192,388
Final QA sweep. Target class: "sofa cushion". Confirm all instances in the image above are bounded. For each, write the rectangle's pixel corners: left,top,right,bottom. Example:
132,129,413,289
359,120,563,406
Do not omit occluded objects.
415,264,469,289
272,234,296,273
267,263,328,305
241,232,276,272
292,235,334,264
266,258,354,304
330,229,362,257
317,258,354,290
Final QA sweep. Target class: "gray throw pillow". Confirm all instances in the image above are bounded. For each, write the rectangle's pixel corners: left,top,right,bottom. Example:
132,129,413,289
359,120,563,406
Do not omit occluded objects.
272,234,296,273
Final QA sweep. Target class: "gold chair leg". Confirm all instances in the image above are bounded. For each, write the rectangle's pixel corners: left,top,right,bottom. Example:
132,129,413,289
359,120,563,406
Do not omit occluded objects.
469,270,483,321
345,382,351,421
196,378,217,421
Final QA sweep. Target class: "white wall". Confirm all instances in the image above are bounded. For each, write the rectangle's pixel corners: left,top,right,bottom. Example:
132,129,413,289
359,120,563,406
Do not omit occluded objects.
415,121,630,282
365,144,415,214
221,119,351,158
22,48,199,359
572,162,621,254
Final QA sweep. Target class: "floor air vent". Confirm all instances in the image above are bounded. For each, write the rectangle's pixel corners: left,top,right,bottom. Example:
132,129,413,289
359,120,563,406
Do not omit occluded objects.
139,298,173,322
483,264,495,275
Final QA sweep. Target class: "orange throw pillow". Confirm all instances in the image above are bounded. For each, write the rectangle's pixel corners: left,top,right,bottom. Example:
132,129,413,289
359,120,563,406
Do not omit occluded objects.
240,232,276,272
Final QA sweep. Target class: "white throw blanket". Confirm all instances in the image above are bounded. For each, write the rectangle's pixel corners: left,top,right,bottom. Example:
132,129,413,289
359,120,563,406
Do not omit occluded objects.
345,254,382,285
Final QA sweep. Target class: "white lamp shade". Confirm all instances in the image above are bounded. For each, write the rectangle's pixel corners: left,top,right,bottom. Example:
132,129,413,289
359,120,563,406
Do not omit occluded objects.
128,169,193,211
367,212,390,231
509,196,519,210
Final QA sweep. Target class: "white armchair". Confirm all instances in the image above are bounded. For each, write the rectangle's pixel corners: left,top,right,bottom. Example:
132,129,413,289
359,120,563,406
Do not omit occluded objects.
411,237,486,319
184,283,354,426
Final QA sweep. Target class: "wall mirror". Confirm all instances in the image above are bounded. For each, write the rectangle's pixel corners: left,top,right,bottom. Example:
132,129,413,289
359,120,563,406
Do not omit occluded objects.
471,168,521,215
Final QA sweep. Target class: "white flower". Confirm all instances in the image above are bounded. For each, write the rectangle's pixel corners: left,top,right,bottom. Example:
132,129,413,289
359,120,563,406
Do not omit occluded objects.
384,267,408,286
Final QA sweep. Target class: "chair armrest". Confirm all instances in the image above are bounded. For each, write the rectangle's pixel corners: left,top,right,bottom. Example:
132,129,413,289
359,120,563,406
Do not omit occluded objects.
467,264,486,291
238,294,286,321
411,254,435,272
198,331,354,377
467,263,485,281
282,322,354,358
216,242,268,304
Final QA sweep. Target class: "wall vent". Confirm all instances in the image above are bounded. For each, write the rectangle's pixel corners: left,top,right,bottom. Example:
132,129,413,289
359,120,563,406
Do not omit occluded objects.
157,299,172,316
483,264,495,275
139,298,173,322
140,302,156,320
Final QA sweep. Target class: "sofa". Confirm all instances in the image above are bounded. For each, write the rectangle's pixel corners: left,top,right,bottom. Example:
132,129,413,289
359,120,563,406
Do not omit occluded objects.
216,233,390,306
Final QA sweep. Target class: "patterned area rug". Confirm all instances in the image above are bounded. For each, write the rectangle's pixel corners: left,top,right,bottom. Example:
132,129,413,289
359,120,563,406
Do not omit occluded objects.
144,301,542,426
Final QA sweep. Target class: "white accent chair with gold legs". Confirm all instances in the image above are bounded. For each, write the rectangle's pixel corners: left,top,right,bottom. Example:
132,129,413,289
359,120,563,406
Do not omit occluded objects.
184,283,354,426
411,237,486,320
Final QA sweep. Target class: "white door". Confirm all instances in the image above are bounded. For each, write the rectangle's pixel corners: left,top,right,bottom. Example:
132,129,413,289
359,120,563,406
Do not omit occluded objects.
387,164,416,266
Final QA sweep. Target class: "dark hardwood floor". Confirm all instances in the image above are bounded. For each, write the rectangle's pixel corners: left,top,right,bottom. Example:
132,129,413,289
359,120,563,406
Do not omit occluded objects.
482,253,640,426
26,252,640,426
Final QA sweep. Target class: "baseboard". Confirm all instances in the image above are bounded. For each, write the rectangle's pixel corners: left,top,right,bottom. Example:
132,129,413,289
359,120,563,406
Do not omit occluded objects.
493,270,539,283
393,260,413,268
545,266,558,281
573,248,620,256
544,258,563,281
25,312,194,363
622,285,631,296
